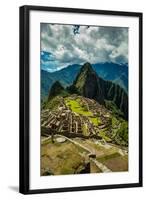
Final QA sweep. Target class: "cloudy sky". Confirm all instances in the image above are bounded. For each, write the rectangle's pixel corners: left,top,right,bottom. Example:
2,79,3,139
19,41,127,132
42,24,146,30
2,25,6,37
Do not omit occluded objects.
40,23,128,72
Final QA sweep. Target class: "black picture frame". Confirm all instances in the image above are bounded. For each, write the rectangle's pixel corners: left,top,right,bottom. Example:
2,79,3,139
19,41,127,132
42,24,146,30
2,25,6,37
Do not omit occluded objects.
19,5,143,194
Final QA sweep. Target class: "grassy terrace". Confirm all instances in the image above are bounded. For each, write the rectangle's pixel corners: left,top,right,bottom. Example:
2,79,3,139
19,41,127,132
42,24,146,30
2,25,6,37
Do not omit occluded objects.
65,97,112,142
97,152,128,172
65,98,92,116
41,137,86,175
65,97,99,126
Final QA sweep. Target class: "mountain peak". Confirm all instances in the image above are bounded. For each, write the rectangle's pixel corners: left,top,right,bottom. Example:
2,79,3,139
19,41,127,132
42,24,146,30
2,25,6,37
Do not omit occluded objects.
73,62,95,89
80,62,94,73
52,81,63,88
48,81,64,99
72,62,105,104
69,62,128,119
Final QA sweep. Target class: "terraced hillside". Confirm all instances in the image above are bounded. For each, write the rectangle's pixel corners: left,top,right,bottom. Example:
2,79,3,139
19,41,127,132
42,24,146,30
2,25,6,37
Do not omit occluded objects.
41,135,128,176
42,95,128,145
41,62,128,176
41,95,128,176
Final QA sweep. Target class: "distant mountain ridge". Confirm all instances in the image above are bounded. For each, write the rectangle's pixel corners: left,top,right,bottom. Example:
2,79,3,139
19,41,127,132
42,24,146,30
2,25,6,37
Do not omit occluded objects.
92,62,128,92
41,64,81,98
41,62,128,98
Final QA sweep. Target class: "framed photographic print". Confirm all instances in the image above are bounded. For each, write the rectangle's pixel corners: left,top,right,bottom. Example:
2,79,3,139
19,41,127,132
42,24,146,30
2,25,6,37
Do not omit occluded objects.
19,5,143,194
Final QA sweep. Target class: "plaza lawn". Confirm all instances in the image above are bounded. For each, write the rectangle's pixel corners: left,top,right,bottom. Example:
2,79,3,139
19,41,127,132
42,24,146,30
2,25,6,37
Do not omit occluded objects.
65,98,92,116
65,98,99,126
41,137,86,175
89,116,99,126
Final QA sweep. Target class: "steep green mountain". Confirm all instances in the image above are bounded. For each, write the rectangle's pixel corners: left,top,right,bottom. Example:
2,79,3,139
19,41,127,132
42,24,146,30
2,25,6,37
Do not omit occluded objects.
42,81,69,110
41,62,128,98
70,63,128,119
48,81,68,99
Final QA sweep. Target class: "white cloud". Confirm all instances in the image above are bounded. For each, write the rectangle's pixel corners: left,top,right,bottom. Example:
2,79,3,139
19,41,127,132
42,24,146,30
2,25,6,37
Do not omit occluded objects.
41,24,128,69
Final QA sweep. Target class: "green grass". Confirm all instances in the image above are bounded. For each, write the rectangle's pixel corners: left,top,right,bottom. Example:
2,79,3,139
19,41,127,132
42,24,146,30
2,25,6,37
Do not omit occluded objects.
41,138,52,145
65,98,92,116
105,100,124,118
112,116,119,127
117,121,128,144
82,123,89,136
89,117,99,126
65,98,100,127
41,140,86,175
97,152,120,162
99,130,112,142
43,97,60,111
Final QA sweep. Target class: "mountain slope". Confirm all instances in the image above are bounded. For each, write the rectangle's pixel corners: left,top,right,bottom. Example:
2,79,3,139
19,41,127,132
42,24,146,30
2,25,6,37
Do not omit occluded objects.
48,81,68,99
41,69,54,98
73,62,105,104
41,62,128,98
92,62,128,92
41,64,81,98
71,63,128,119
